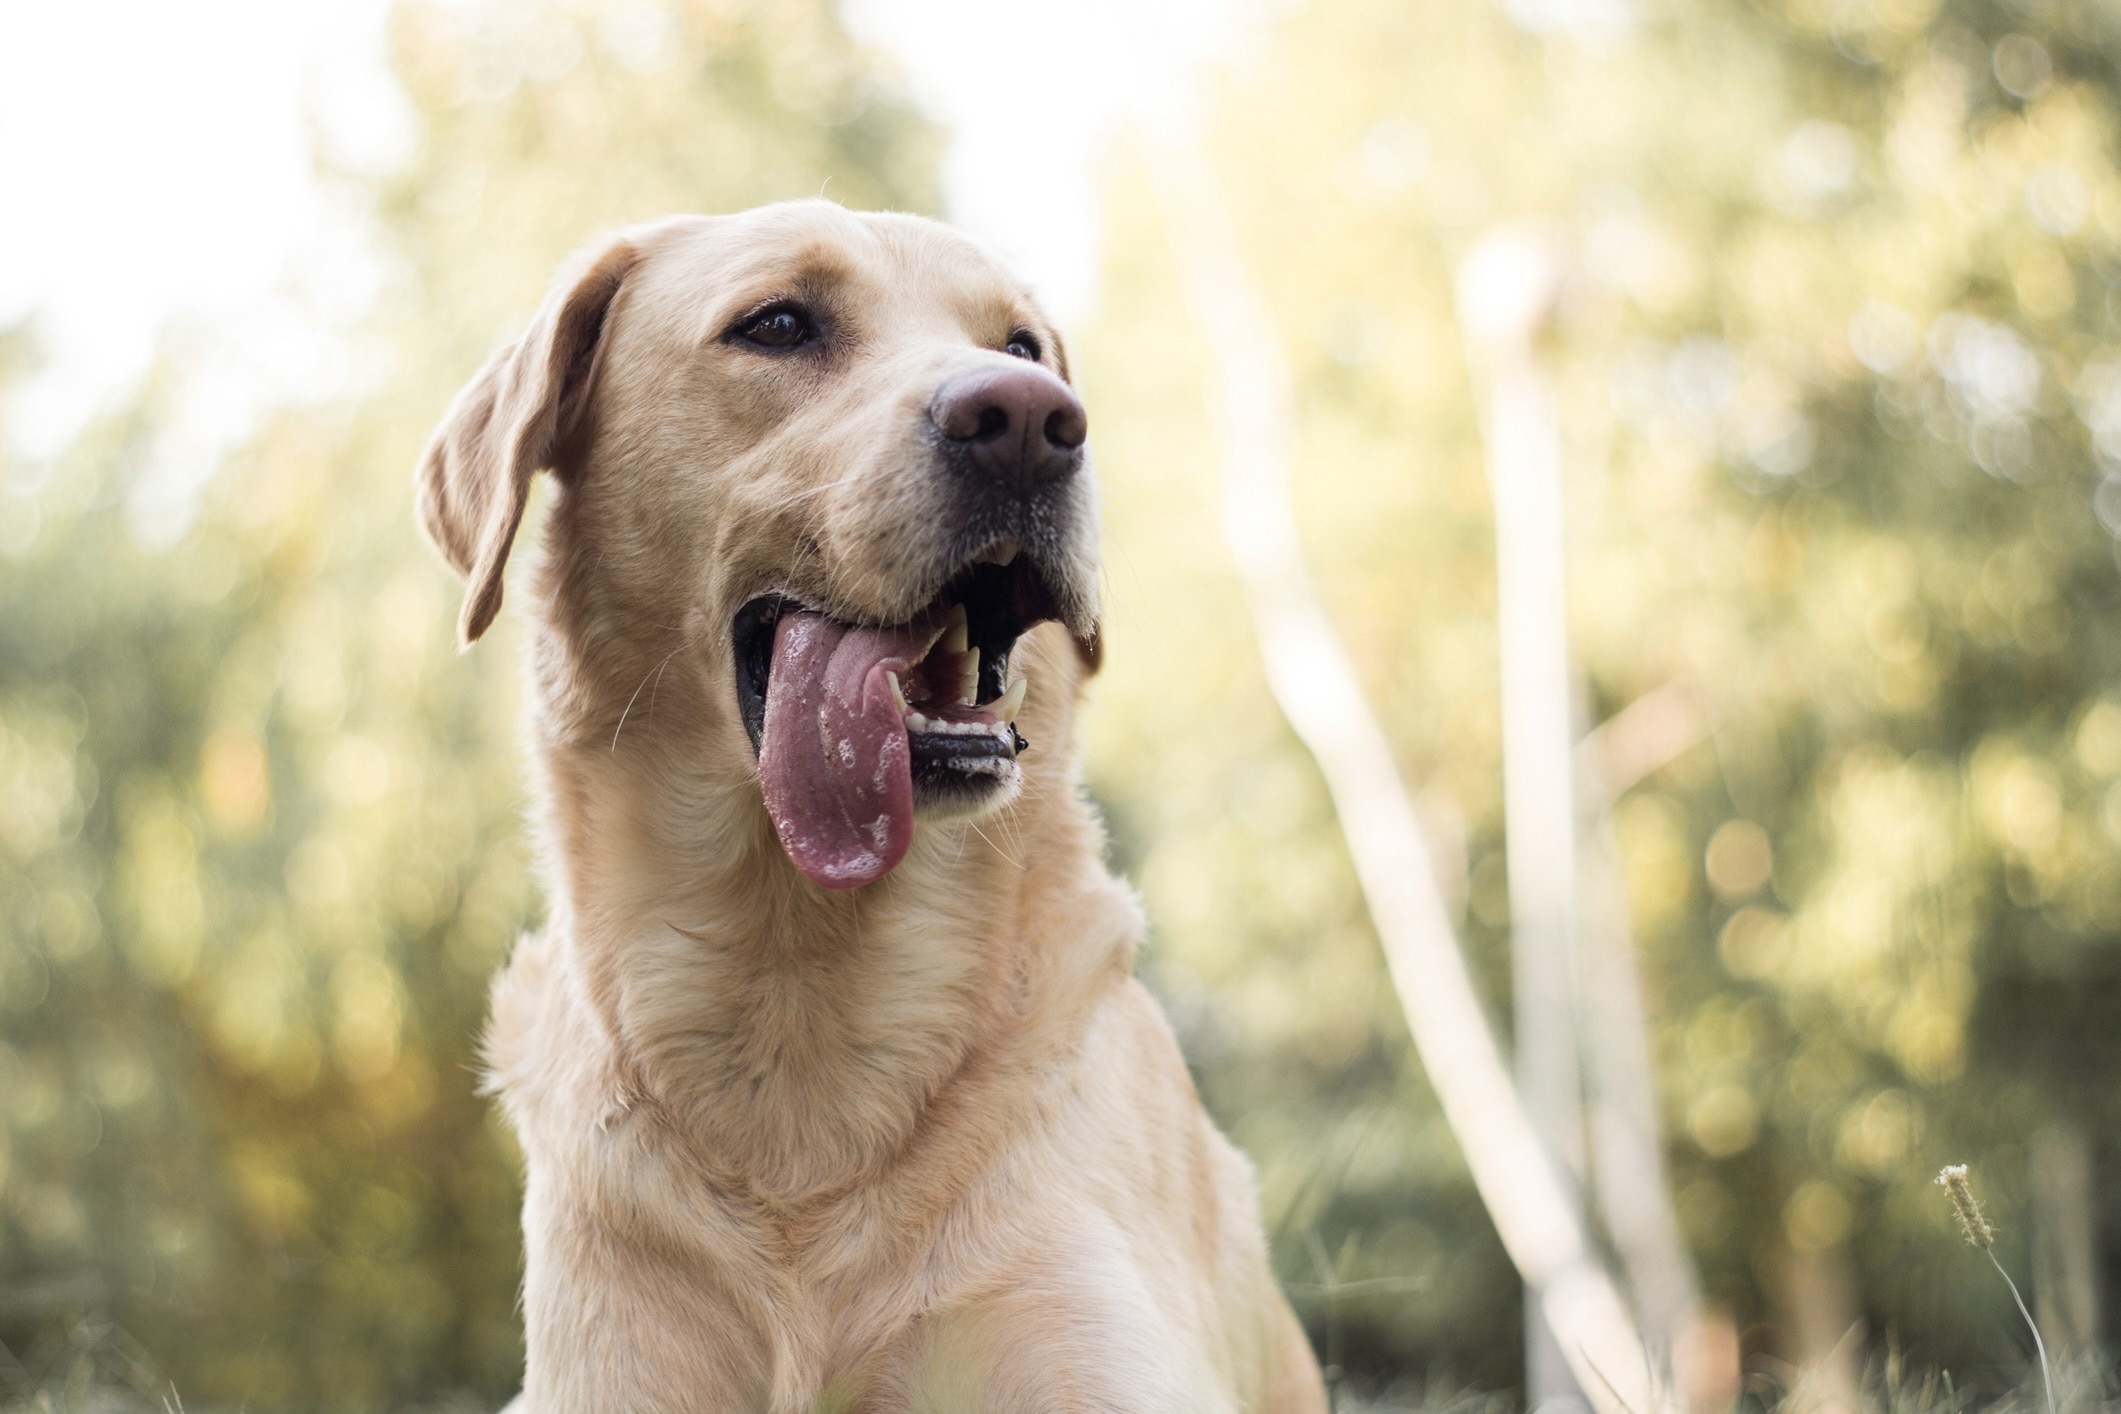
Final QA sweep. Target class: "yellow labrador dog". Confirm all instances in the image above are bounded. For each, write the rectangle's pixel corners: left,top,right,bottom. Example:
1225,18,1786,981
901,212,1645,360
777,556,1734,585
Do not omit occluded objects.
418,200,1325,1412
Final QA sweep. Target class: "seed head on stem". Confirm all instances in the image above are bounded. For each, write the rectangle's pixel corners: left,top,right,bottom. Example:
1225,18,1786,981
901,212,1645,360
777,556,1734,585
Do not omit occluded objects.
1938,1163,2052,1414
1936,1164,1994,1249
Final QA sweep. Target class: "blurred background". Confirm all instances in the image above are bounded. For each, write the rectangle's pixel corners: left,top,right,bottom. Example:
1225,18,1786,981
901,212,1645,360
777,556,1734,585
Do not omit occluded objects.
3,0,2118,1408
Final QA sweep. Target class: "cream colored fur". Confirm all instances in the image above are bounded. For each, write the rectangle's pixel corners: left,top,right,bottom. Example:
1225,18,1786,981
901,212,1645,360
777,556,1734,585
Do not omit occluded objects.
418,201,1325,1412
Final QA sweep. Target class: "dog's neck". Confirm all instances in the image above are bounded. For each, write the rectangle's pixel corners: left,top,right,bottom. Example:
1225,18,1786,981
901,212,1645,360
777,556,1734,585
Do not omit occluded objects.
507,623,1138,1204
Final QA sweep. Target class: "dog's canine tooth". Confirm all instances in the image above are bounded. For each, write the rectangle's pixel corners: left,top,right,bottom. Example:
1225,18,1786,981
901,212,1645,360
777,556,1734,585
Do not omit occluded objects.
994,674,1027,725
959,647,980,706
887,670,910,714
941,603,969,655
906,710,929,731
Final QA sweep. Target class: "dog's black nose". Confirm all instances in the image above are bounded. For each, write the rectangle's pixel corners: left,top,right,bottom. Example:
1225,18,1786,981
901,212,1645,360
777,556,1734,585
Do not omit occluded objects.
930,363,1087,494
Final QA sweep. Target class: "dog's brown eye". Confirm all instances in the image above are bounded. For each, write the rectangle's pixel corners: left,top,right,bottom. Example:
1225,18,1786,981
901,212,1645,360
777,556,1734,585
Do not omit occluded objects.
1004,332,1041,362
739,306,814,350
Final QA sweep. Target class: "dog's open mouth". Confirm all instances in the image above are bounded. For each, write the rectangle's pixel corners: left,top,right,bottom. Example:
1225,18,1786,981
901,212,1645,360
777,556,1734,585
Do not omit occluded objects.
732,547,1062,889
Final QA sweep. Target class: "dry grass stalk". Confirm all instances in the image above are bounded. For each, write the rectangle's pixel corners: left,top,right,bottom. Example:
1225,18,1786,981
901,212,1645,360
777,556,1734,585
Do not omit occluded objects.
1936,1165,2054,1414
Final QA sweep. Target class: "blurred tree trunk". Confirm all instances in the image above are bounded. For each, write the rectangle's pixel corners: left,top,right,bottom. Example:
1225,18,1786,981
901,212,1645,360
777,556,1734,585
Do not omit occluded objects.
1152,138,1664,1414
1459,231,1707,1407
1764,1242,1864,1414
1579,816,1704,1352
2030,1124,2099,1363
1456,229,1593,1412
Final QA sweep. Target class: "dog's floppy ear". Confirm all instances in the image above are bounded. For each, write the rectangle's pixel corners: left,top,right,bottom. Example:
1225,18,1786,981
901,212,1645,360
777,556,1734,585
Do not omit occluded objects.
417,235,638,645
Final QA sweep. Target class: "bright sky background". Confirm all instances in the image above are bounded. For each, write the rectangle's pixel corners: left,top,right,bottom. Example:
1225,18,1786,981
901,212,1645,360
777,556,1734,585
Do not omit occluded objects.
0,0,404,463
0,0,1236,501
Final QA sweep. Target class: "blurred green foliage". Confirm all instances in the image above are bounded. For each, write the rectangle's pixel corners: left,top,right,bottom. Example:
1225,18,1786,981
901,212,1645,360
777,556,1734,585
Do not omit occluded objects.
0,0,936,1406
7,0,2121,1406
1078,0,2121,1398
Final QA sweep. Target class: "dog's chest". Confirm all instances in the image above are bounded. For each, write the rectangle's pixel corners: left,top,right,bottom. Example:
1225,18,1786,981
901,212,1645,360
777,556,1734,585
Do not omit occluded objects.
530,1173,1222,1412
519,1093,1231,1412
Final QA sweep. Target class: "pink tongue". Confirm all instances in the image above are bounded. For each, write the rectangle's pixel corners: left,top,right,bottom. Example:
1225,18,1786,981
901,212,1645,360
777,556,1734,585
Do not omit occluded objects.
758,610,927,889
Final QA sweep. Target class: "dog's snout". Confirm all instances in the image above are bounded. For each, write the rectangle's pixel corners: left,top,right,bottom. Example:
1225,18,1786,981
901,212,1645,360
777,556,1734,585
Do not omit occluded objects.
930,364,1087,492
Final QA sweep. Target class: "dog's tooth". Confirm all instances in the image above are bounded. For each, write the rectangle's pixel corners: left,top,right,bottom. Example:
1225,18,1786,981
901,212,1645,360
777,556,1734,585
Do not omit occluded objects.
941,603,969,655
958,647,980,706
906,711,929,732
994,675,1027,725
887,671,910,714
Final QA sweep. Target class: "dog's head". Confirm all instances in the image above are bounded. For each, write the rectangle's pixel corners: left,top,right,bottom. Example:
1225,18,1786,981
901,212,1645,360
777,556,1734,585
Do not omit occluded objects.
416,202,1099,892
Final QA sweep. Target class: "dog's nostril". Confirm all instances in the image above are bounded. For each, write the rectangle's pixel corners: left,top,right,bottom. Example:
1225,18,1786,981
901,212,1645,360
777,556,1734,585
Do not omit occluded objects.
1043,405,1086,451
975,405,1010,441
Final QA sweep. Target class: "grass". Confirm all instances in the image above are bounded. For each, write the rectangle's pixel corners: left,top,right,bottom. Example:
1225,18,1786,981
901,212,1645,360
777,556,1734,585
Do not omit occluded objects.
1,1359,2100,1414
0,1314,179,1414
0,1317,486,1414
0,1166,2091,1414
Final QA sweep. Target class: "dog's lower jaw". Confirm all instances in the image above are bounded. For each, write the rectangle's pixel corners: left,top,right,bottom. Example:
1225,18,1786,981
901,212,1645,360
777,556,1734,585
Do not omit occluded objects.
910,754,1022,818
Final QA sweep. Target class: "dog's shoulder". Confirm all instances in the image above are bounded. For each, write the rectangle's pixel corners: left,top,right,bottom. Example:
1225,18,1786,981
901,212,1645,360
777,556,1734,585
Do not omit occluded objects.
483,926,646,1147
482,926,560,1097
